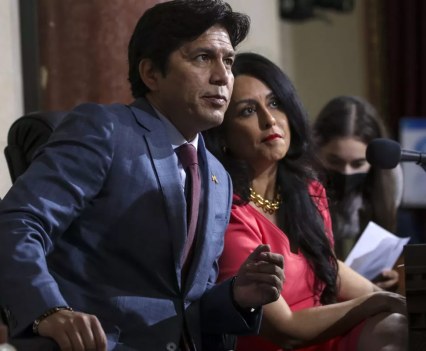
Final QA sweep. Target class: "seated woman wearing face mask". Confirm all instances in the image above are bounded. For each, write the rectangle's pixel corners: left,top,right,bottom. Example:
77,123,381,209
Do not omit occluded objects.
313,96,403,291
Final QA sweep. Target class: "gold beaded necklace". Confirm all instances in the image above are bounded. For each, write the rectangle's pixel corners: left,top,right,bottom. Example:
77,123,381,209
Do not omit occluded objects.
249,187,282,214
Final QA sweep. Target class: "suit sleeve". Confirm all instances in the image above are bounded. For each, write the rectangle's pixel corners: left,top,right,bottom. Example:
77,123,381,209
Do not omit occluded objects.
0,103,115,336
200,278,261,335
200,189,261,335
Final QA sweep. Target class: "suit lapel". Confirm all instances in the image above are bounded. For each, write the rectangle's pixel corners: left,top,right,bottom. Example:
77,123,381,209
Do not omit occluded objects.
146,137,188,280
129,100,224,293
129,101,188,289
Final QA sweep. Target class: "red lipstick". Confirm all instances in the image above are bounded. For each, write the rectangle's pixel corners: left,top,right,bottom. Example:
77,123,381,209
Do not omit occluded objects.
262,133,282,142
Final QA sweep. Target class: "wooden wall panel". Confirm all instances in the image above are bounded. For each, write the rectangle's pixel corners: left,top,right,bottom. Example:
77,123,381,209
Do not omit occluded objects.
38,0,164,110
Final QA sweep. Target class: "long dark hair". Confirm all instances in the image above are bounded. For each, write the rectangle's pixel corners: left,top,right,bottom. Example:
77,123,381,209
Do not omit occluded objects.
313,95,399,233
204,52,338,304
128,0,250,98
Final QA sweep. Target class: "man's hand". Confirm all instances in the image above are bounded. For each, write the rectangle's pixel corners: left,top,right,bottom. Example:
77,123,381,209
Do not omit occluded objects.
38,310,107,351
233,244,284,310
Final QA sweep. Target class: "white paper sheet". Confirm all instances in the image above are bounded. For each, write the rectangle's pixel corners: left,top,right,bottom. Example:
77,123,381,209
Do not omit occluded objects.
344,221,410,280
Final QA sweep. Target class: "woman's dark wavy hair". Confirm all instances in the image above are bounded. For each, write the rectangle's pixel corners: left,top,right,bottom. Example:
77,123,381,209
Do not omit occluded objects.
203,52,338,304
128,0,250,98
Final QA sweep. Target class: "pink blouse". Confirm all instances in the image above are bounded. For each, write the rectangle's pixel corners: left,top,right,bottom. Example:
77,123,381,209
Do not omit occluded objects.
218,182,362,351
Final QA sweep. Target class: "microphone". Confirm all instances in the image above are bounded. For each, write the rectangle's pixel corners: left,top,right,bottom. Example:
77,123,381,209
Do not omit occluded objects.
366,138,426,169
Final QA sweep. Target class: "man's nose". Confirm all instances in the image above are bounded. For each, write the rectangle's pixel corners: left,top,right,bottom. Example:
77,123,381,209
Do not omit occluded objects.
210,61,230,86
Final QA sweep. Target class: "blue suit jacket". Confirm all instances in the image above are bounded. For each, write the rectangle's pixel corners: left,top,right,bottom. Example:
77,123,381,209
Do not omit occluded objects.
0,99,260,350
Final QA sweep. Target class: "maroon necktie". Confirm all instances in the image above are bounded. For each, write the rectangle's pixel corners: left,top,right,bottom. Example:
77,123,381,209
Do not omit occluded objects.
176,144,201,270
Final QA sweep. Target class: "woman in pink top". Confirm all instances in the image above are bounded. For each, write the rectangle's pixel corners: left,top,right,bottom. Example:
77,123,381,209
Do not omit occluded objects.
203,52,407,351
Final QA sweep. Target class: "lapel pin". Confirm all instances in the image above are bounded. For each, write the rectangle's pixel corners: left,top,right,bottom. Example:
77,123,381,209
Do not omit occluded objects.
211,174,218,184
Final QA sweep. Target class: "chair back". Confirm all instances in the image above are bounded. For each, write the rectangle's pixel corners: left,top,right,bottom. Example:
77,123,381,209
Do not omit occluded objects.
4,111,67,183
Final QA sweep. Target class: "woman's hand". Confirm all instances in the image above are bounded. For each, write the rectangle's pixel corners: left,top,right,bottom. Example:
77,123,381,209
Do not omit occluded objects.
370,290,407,315
373,269,399,291
260,290,406,348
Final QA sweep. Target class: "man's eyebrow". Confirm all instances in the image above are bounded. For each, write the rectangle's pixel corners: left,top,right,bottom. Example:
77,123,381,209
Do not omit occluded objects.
191,47,235,57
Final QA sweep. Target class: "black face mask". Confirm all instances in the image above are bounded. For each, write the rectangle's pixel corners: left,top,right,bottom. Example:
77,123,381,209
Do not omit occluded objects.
327,171,368,200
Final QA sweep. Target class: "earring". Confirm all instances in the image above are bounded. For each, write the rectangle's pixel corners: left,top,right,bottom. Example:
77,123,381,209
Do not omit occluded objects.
221,145,228,154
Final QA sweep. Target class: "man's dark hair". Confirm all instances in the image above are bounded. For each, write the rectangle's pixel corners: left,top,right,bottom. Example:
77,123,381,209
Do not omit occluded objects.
128,0,250,98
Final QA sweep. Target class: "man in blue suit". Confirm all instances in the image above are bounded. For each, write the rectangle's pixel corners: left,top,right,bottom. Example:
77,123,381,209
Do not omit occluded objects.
0,1,284,350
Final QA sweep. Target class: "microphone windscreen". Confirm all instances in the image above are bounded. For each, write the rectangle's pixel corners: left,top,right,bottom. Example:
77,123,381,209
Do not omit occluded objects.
366,138,401,169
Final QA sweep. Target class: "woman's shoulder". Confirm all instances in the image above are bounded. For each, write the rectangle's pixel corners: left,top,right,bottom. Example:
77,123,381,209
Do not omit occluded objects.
231,194,250,214
230,194,266,228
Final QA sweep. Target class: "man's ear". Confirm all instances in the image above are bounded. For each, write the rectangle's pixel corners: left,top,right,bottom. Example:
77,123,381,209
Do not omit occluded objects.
139,59,161,91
